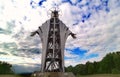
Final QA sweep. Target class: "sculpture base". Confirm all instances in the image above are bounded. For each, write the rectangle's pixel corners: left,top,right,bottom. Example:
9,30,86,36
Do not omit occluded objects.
32,72,76,77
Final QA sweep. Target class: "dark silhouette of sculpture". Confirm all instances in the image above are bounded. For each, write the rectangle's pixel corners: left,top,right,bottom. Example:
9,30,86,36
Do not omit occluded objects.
31,10,76,73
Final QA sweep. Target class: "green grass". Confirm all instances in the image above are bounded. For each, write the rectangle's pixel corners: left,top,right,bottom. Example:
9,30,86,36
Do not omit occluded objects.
77,74,120,77
1,74,120,77
0,75,22,77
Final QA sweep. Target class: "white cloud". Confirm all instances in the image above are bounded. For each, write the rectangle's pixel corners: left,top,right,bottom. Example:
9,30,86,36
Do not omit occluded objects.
0,0,120,73
12,64,40,74
0,34,15,42
0,55,41,73
0,55,40,64
61,0,120,65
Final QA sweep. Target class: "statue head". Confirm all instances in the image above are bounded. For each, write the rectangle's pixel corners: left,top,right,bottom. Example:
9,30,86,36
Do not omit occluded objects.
51,10,59,18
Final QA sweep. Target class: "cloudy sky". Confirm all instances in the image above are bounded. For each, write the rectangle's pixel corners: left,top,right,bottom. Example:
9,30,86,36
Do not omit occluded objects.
0,0,120,73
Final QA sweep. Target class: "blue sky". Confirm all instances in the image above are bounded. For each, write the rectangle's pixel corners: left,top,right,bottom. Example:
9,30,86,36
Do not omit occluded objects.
0,0,120,73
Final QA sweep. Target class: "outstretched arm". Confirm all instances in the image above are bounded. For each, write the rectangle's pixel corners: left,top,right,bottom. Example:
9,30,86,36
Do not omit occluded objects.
30,31,38,36
70,33,76,39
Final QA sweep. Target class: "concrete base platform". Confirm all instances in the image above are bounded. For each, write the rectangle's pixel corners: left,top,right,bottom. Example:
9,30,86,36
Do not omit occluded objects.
31,72,76,77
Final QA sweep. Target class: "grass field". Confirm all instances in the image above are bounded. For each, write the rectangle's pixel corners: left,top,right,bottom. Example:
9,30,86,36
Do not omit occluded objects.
1,74,120,77
0,75,22,77
77,74,120,77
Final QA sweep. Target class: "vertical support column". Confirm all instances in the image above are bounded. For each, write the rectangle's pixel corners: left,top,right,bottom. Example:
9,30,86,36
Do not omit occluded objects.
43,17,63,72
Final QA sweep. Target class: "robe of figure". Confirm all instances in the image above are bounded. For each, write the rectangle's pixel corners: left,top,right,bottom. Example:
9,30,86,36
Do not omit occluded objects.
36,19,72,72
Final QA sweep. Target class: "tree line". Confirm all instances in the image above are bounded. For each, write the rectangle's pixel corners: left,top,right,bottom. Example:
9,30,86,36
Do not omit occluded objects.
0,51,120,75
65,51,120,75
0,61,13,74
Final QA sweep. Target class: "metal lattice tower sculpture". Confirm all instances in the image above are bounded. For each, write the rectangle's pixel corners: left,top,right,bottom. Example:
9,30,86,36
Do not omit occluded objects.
45,11,62,72
31,10,76,72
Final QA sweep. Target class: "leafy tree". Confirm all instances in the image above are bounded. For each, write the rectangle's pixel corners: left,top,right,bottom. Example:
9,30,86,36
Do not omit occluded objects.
66,51,120,75
98,53,114,73
65,65,74,72
112,52,120,73
0,61,13,74
86,62,94,74
112,68,120,74
93,61,99,74
74,64,86,75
